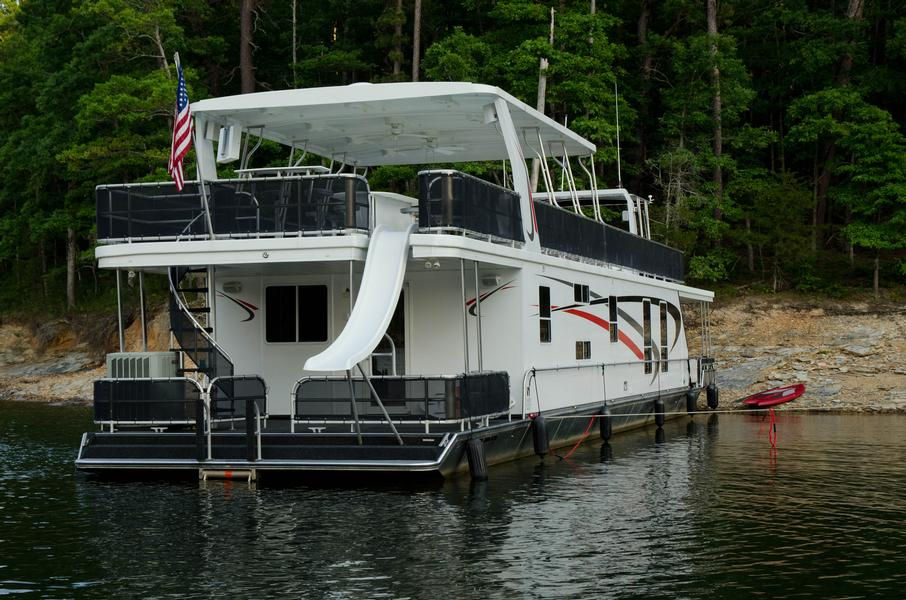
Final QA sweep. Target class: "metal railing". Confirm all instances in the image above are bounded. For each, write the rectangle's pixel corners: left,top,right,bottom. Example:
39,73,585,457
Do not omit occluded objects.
290,371,511,434
521,356,707,418
533,200,684,282
208,375,268,462
96,174,370,242
417,170,524,243
93,377,205,430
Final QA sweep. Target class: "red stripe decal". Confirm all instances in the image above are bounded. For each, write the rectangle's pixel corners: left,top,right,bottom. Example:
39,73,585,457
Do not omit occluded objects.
563,308,645,360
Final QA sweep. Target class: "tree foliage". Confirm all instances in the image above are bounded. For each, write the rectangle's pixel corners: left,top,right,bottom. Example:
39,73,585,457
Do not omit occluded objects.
1,0,904,313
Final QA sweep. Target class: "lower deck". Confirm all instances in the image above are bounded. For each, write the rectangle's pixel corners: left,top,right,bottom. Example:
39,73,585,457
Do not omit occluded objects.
77,387,698,479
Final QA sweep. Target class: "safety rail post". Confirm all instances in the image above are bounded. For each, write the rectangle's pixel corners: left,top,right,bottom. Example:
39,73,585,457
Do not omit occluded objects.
245,392,255,461
195,391,206,461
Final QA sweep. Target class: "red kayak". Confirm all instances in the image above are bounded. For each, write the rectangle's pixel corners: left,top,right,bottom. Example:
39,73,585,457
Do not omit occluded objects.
742,383,806,408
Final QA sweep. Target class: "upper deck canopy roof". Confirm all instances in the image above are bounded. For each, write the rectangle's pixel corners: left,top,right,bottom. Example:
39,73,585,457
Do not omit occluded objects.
192,82,596,167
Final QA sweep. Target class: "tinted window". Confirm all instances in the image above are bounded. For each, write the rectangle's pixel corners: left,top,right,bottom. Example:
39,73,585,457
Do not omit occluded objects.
266,286,296,342
299,285,328,342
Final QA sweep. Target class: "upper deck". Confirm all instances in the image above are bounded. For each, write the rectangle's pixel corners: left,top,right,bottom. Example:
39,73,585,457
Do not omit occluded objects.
95,82,685,283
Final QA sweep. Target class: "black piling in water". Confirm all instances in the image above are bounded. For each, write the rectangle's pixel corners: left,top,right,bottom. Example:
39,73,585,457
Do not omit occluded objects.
599,405,613,441
600,442,613,462
686,388,699,414
655,398,666,428
466,437,487,481
707,383,720,410
532,415,550,457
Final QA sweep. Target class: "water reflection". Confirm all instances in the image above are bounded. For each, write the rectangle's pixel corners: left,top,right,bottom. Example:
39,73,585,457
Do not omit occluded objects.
3,401,906,599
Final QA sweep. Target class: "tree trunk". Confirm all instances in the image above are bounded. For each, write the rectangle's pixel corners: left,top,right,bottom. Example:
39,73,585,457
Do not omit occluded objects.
153,25,170,78
411,0,422,82
240,0,257,93
707,0,723,222
873,254,880,300
530,8,555,193
66,227,76,310
39,239,48,298
393,0,403,78
746,217,754,272
292,0,298,87
636,0,652,171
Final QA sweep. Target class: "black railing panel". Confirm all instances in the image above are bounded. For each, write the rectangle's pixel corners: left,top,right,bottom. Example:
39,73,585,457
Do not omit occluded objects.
418,170,523,242
93,378,201,423
534,201,684,281
96,175,370,242
208,376,267,420
294,372,510,421
96,182,208,240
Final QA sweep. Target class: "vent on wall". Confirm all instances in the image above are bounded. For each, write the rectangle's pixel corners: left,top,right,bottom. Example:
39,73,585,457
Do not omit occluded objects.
106,352,178,379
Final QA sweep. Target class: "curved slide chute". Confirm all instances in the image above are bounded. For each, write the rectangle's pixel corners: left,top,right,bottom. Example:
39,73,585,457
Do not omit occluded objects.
304,223,415,372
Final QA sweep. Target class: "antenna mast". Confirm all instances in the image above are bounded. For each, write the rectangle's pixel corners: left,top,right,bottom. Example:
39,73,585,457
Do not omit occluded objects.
614,79,622,189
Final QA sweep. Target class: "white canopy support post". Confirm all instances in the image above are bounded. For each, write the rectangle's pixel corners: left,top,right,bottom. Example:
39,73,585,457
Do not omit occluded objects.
138,271,147,352
115,269,125,352
493,98,540,250
549,140,580,214
521,128,556,206
192,117,216,239
239,125,265,172
578,155,602,223
535,129,558,207
290,140,309,166
623,190,637,235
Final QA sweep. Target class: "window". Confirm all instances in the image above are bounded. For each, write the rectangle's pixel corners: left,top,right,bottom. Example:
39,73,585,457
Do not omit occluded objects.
576,340,591,360
265,284,328,343
643,299,652,374
660,301,669,372
539,286,551,343
265,286,296,343
574,283,589,304
608,295,618,343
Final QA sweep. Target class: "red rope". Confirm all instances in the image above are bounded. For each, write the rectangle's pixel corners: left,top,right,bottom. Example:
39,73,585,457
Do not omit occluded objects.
560,415,596,460
768,407,777,448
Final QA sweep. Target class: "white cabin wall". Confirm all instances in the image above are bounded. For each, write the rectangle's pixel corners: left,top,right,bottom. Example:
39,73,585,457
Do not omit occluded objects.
519,262,692,415
214,270,354,415
405,268,467,376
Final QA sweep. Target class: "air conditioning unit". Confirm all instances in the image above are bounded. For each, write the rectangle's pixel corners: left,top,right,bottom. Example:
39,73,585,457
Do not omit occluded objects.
106,352,178,379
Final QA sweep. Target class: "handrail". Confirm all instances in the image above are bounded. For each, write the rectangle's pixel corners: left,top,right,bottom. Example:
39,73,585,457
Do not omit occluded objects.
93,377,205,429
207,375,268,461
168,267,235,366
370,333,397,376
521,356,706,418
290,371,510,434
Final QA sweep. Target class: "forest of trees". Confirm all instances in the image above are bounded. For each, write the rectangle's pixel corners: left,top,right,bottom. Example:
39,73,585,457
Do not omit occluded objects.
0,0,904,314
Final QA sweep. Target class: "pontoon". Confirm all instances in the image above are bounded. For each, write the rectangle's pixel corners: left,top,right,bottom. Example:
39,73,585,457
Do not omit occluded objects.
76,82,717,480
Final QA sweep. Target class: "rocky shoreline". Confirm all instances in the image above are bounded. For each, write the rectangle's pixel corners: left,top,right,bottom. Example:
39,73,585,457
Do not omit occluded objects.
710,296,906,413
2,295,904,412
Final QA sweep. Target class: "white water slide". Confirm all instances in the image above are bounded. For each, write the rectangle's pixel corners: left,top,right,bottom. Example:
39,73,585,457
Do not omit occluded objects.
304,223,415,372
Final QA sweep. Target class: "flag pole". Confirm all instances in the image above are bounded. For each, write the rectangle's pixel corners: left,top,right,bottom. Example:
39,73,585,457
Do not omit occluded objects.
174,51,215,239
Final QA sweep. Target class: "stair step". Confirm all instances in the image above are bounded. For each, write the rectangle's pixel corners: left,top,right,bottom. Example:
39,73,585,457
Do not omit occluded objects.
186,307,211,313
178,287,209,294
178,368,214,375
172,326,214,333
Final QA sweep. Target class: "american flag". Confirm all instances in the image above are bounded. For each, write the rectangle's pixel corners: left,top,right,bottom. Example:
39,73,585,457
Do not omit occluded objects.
168,60,192,191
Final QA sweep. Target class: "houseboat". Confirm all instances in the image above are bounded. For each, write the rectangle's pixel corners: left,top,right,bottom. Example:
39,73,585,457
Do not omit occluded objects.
76,82,717,481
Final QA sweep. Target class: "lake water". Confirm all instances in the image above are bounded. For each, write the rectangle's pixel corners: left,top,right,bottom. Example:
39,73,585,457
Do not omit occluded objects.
2,400,905,599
